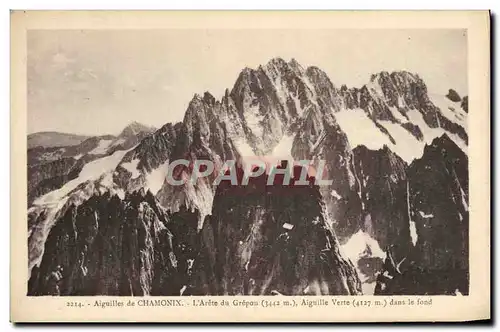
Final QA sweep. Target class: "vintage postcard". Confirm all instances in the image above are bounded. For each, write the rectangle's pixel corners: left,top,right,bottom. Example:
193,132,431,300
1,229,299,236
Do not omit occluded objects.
10,10,490,323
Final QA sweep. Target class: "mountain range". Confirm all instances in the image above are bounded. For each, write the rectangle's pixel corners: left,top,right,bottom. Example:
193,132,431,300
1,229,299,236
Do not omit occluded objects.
27,57,469,296
28,132,91,149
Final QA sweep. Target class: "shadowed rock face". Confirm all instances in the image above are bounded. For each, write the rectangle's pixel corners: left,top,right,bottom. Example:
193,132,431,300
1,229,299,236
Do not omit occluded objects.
27,157,86,205
446,89,462,102
375,134,469,295
27,166,362,296
28,190,197,296
350,145,410,248
187,163,362,296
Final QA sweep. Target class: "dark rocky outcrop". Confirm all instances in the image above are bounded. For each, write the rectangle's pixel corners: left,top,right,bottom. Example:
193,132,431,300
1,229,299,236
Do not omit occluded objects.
446,89,462,102
28,190,197,296
461,96,469,113
350,145,410,250
375,134,469,295
27,157,85,205
187,163,362,295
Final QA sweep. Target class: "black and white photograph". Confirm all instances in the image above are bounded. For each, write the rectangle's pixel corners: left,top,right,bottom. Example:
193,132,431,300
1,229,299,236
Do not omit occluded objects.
25,27,470,297
8,9,491,324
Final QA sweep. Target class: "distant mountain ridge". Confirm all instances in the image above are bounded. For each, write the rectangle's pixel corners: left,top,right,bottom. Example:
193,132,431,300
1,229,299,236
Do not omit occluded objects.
28,122,156,149
27,122,156,206
28,132,91,149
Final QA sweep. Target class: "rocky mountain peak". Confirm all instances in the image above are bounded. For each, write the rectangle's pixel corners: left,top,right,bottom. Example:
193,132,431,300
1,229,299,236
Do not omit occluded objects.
446,89,462,102
424,133,466,160
288,57,304,72
370,70,421,93
304,65,329,81
264,56,288,70
370,71,391,82
118,121,156,138
203,91,216,106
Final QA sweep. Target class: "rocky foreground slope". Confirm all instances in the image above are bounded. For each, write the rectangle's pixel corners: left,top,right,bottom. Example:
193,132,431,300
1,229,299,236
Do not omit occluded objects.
29,166,362,296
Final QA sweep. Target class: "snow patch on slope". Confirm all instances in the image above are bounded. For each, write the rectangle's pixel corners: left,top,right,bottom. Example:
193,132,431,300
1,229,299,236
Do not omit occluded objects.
29,148,133,275
407,182,418,246
341,230,387,263
233,138,255,158
334,109,392,151
335,109,423,163
409,221,418,246
331,189,342,200
121,159,141,179
406,109,468,155
89,139,113,155
340,230,386,295
335,107,468,162
389,106,408,123
145,160,170,195
460,187,469,212
366,80,384,97
34,149,129,205
379,120,425,163
244,105,264,138
28,197,69,273
418,211,434,218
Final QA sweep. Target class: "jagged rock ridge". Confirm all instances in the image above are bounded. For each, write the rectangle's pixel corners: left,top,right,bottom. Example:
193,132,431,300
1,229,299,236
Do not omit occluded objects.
188,162,362,295
29,190,198,296
29,164,362,296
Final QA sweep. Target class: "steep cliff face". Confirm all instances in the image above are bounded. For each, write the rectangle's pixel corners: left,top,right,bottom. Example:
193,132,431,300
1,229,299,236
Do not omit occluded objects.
339,146,410,294
188,164,362,295
230,58,337,156
230,62,290,154
155,93,241,224
349,146,410,247
28,190,196,296
375,134,469,295
28,148,132,274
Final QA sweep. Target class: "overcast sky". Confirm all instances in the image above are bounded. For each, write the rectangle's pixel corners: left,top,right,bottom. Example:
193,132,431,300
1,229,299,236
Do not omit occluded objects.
28,29,467,136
